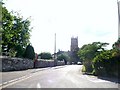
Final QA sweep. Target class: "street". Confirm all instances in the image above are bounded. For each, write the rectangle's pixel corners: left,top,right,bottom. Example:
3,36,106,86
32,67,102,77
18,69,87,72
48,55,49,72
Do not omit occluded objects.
0,65,119,88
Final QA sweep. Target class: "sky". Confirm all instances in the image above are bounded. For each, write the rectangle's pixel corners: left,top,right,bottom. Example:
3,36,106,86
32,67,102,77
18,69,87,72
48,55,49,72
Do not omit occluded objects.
4,0,118,54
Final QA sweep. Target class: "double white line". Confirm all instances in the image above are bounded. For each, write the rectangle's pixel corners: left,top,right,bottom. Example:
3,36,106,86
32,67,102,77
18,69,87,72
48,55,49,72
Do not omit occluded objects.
0,73,34,89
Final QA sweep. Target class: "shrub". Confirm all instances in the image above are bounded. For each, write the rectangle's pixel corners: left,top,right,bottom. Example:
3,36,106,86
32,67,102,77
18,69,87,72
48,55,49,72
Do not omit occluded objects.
93,49,120,77
23,44,35,60
57,53,70,65
82,65,86,72
39,52,52,59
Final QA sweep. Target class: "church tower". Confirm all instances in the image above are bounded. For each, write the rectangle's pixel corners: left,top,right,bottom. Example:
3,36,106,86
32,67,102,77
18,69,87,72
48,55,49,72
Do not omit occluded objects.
70,37,78,51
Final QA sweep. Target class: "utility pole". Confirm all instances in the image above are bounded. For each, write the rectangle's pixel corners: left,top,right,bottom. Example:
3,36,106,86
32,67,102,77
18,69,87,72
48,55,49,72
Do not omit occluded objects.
54,33,57,66
54,33,56,56
117,0,120,38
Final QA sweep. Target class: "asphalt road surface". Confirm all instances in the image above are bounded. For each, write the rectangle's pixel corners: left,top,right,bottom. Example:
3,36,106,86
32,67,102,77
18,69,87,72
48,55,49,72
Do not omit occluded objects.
0,65,119,88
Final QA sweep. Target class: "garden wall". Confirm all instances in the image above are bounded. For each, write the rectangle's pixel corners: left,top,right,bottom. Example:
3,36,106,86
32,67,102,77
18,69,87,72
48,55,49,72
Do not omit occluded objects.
34,59,65,68
0,56,34,72
0,57,65,72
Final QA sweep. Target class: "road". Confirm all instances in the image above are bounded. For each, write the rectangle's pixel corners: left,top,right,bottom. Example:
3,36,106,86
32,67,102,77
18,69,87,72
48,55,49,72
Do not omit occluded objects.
0,65,119,89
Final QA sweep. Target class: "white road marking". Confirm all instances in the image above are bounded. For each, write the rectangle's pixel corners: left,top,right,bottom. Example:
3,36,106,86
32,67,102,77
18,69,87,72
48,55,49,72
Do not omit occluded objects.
0,74,33,89
37,83,41,88
0,68,48,89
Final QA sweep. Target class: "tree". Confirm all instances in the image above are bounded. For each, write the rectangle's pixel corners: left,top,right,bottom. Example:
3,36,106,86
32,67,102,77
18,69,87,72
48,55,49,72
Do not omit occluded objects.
93,49,120,77
2,5,31,57
92,39,120,77
112,38,120,50
78,42,109,73
15,45,25,58
39,52,52,59
57,53,70,65
23,44,35,60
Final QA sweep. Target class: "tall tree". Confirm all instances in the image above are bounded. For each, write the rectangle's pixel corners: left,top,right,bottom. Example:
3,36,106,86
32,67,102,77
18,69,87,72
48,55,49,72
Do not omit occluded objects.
2,5,31,57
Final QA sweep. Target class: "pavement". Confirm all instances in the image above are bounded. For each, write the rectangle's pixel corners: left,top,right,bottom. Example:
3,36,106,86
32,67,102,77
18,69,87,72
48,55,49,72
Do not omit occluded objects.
0,65,119,89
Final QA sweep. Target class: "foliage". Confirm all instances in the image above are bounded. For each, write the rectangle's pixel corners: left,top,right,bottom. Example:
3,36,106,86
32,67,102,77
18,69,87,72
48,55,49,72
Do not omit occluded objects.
39,52,52,60
2,5,31,57
78,42,109,73
112,38,120,50
57,53,70,64
23,44,35,60
78,42,108,61
78,40,120,77
15,45,25,57
81,65,86,72
93,49,120,77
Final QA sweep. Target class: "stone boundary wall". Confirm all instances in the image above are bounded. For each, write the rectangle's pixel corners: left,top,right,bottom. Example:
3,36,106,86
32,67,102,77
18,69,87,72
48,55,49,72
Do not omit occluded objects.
56,61,65,66
35,59,65,68
0,57,65,72
0,56,34,72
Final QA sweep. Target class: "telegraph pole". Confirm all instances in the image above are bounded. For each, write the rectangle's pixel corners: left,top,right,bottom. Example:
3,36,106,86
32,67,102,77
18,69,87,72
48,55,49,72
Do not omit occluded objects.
54,33,56,56
54,33,57,66
117,0,120,38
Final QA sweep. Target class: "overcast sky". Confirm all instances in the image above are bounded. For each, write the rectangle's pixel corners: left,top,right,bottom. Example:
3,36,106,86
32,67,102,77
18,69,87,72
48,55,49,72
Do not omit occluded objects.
4,0,118,54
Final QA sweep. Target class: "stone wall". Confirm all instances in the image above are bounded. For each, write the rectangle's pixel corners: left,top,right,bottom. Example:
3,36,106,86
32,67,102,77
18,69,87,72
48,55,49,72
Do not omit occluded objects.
35,59,65,68
56,61,65,66
0,57,65,72
35,59,54,68
0,56,34,72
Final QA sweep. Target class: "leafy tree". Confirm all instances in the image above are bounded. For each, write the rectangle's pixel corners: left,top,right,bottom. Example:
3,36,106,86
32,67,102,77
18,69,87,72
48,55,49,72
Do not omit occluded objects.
23,44,35,60
2,5,31,57
39,52,52,59
78,42,109,73
2,6,14,55
57,53,70,65
112,38,120,50
92,39,120,77
15,45,25,57
93,49,120,77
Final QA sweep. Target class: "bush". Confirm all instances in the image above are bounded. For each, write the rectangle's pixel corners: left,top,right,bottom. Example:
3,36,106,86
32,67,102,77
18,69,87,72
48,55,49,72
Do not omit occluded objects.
39,52,52,59
82,60,93,73
23,44,35,60
15,45,25,58
57,53,70,65
82,65,86,72
93,49,120,77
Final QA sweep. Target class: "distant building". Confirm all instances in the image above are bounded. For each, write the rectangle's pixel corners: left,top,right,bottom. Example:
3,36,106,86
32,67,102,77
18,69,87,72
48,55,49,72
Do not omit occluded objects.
56,36,80,64
70,37,78,52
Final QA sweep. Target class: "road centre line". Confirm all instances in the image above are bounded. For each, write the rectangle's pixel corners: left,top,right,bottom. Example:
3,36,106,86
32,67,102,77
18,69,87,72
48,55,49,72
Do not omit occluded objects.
0,65,67,89
0,74,33,89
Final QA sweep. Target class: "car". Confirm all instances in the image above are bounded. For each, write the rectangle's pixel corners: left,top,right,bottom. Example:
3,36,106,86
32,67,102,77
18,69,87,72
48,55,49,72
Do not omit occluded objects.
77,62,82,65
71,62,75,65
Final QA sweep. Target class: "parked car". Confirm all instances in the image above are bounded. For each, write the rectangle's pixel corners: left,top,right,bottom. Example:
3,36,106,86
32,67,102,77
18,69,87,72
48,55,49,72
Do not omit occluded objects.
72,62,75,65
77,62,82,65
